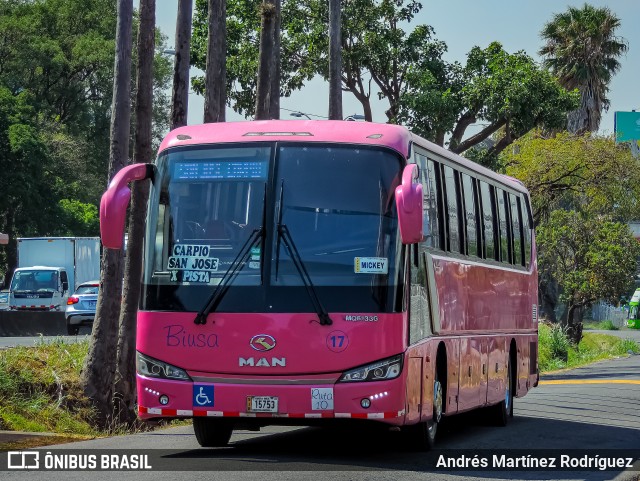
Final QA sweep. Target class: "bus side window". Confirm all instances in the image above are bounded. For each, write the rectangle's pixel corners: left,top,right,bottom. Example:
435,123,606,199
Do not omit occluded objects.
443,165,462,254
511,193,524,266
461,173,479,258
495,188,510,263
429,159,446,250
521,193,532,268
409,247,431,344
479,181,496,260
416,153,441,249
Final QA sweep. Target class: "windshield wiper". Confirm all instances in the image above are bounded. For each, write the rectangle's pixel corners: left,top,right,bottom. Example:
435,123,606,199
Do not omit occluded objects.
274,181,332,326
277,223,333,326
193,228,262,325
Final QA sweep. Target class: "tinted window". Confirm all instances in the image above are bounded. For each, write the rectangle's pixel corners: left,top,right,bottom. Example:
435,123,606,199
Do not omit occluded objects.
510,193,523,266
409,248,431,344
496,188,510,263
76,284,99,295
416,153,440,249
443,165,461,253
521,194,532,268
461,173,479,257
479,182,496,260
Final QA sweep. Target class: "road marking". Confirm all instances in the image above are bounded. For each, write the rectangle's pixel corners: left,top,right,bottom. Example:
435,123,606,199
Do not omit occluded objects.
540,379,640,385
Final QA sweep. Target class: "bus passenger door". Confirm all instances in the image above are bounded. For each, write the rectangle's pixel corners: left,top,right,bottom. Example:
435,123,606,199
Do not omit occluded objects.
406,357,423,423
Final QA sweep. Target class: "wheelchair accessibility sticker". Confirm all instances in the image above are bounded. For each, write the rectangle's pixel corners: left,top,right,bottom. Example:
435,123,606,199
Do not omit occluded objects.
193,385,215,407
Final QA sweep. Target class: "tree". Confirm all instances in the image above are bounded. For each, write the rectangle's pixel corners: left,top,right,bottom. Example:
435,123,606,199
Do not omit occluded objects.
327,0,341,120
539,4,628,134
504,132,640,226
81,0,134,427
204,0,226,122
503,131,640,329
254,0,277,119
114,0,155,426
399,43,578,168
536,210,640,343
171,0,192,129
192,0,314,118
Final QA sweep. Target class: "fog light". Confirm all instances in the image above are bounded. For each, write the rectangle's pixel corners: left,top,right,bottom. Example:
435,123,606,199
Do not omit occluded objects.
361,398,371,409
159,395,169,405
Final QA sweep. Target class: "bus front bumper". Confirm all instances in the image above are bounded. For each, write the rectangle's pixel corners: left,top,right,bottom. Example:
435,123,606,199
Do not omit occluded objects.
136,374,407,426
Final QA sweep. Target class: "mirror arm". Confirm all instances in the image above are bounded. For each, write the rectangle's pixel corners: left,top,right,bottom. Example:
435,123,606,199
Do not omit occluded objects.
100,163,155,249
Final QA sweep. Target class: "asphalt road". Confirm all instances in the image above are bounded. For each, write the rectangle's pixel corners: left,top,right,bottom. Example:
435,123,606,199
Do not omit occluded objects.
2,354,639,481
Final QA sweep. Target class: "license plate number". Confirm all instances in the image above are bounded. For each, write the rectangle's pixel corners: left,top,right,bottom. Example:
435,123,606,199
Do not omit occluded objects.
86,301,97,308
247,396,278,413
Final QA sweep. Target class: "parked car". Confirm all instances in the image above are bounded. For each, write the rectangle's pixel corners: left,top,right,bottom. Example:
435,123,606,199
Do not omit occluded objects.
65,280,99,335
0,290,9,311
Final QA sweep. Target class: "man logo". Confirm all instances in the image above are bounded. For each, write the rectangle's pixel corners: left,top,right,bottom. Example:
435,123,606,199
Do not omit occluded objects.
250,334,276,352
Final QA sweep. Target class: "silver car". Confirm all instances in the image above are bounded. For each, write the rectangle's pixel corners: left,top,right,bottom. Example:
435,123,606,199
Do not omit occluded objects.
0,290,8,311
65,280,99,335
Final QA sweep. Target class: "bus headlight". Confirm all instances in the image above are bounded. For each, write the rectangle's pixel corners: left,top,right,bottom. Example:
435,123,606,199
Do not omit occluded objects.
338,355,403,382
136,352,191,381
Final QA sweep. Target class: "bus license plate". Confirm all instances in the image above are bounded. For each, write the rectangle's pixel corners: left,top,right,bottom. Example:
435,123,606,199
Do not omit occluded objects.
247,396,278,413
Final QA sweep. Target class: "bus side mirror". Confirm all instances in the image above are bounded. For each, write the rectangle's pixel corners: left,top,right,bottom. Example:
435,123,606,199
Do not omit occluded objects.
100,163,154,249
395,164,423,244
62,281,69,292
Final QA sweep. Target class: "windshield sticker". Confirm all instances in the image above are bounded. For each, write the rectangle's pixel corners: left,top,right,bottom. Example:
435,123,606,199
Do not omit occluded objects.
311,388,334,411
354,257,388,274
326,330,349,353
249,261,260,270
250,247,261,261
168,244,220,283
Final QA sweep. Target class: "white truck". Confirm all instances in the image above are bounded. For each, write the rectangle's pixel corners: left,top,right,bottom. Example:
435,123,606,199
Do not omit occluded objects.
8,237,101,311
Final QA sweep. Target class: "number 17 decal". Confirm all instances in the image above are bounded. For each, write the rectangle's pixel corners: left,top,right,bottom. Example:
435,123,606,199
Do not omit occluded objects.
326,330,349,353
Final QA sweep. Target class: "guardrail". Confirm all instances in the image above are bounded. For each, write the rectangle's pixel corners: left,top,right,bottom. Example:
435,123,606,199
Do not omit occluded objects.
0,311,66,336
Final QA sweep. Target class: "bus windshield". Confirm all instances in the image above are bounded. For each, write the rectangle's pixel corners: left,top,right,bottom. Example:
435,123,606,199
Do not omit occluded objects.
141,143,405,313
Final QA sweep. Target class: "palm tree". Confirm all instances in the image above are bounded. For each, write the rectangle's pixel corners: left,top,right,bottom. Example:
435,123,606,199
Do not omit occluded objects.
539,4,628,134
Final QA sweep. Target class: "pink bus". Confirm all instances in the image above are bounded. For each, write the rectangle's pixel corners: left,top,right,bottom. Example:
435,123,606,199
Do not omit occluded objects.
100,120,538,449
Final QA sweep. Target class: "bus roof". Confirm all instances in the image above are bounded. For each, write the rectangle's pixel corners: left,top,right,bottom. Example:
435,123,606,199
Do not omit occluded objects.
159,120,528,194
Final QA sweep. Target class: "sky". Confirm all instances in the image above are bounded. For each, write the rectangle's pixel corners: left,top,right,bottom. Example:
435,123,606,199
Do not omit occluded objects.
151,0,640,136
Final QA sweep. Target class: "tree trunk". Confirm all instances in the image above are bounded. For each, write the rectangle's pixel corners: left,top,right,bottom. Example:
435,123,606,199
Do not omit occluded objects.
268,0,281,119
171,0,192,129
204,0,226,123
328,0,342,120
562,303,584,345
254,0,276,120
113,0,155,426
81,0,133,428
2,209,16,290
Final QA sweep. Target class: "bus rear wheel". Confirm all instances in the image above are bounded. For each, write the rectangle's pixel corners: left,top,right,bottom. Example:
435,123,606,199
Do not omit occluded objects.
193,418,233,447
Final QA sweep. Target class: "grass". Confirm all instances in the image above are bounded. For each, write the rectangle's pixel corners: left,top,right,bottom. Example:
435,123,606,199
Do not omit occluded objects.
582,320,620,330
538,322,639,372
0,337,189,449
0,338,99,437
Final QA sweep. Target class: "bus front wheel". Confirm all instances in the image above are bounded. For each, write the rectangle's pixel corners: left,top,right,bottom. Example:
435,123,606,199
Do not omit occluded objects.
193,418,233,447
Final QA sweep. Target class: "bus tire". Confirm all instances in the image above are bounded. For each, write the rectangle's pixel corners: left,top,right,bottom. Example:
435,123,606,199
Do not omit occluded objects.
492,355,513,426
193,418,233,447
